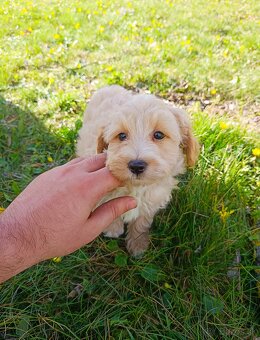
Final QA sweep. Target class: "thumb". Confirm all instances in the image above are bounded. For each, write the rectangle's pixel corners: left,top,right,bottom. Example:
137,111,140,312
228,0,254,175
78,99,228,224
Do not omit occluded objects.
83,197,137,242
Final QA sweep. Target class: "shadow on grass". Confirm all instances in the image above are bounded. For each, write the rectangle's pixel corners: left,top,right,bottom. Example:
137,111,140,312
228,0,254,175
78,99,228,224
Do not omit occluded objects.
0,95,79,207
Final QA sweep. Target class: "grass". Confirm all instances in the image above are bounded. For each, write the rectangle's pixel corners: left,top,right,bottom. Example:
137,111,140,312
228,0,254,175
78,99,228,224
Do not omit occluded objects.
0,0,259,339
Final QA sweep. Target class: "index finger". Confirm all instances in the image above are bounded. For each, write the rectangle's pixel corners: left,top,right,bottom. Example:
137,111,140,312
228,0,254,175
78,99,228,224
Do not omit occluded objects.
76,153,107,172
83,167,121,202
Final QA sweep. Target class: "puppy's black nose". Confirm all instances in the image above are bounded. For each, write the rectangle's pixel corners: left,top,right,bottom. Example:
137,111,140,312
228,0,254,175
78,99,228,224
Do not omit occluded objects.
128,160,147,175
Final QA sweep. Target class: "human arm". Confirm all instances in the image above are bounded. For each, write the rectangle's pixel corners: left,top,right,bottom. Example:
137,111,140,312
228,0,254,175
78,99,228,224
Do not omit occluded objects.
0,154,136,283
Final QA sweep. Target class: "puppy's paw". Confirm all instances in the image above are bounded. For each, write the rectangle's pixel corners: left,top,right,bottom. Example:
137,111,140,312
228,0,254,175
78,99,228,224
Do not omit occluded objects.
126,233,149,258
103,219,124,238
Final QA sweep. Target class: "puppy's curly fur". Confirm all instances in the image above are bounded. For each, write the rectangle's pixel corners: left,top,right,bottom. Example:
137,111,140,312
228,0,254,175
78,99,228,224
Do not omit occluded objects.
77,85,199,256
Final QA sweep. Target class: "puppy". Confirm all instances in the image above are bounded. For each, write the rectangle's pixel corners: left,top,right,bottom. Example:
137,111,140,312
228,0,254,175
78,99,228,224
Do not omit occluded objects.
76,85,199,256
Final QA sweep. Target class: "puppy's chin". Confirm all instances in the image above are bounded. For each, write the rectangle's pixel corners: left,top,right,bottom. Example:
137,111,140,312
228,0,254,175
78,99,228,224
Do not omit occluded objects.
126,174,153,186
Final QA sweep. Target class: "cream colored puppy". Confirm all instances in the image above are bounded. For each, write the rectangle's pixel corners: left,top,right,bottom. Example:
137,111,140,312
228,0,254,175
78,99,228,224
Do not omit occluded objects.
76,85,199,257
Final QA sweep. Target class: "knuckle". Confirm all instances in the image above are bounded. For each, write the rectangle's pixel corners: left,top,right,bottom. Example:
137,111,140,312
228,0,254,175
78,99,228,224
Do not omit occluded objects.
60,166,73,176
110,203,119,220
88,153,105,165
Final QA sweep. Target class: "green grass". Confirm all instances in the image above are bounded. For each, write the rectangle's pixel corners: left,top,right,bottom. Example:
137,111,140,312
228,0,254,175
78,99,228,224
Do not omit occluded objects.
0,0,259,339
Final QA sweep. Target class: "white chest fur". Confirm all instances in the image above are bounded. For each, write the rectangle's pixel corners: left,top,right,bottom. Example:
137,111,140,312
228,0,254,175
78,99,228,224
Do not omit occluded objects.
122,186,146,223
105,177,177,224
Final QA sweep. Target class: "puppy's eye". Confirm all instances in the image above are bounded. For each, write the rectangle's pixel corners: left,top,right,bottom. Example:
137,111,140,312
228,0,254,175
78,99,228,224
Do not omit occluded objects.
118,132,127,141
153,131,165,140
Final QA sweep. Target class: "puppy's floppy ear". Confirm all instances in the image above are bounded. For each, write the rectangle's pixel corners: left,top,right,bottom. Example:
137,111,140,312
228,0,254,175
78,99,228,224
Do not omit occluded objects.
170,107,200,167
97,129,108,154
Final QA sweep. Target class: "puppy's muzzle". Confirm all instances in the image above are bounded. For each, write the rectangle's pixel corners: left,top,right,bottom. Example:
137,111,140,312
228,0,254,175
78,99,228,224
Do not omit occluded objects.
128,159,147,175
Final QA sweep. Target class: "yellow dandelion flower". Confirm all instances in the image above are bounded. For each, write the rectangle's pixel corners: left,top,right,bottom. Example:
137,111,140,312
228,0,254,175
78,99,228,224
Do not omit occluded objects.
180,39,191,46
27,27,32,33
53,33,60,39
74,23,80,30
223,50,228,58
219,204,234,223
164,282,172,289
19,31,25,36
219,122,228,130
77,7,82,12
109,20,113,26
77,63,81,69
47,156,53,163
0,207,5,214
252,148,260,157
98,26,104,33
21,8,28,14
210,88,217,95
106,65,113,72
52,257,62,263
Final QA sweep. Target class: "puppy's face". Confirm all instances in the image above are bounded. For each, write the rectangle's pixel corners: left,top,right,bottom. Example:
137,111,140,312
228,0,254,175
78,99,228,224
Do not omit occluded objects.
98,96,199,185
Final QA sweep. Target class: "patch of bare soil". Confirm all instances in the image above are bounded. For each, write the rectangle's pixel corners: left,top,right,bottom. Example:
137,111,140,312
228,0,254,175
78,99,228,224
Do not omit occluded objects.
127,86,259,133
167,92,259,133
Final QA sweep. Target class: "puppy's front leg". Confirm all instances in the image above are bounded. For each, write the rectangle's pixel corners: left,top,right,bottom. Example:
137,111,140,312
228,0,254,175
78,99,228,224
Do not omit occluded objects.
103,217,124,238
126,216,153,257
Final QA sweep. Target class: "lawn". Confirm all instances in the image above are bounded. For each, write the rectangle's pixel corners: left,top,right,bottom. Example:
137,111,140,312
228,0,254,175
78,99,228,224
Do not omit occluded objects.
0,0,259,339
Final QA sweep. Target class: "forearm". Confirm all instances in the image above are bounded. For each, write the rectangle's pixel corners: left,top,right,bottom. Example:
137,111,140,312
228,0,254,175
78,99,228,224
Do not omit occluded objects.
0,208,43,283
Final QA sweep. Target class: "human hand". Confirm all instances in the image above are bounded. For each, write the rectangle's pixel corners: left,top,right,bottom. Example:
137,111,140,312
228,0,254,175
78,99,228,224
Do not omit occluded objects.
0,154,136,281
